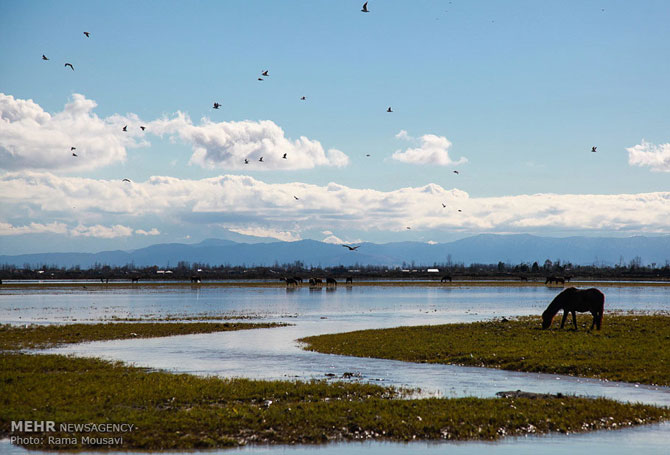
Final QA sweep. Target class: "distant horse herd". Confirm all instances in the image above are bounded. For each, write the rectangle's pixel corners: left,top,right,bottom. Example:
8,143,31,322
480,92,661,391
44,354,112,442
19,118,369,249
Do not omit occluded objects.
284,276,343,287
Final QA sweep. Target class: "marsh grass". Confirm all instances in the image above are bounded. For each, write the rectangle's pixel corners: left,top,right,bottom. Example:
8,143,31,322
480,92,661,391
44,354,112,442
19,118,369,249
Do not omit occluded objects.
1,353,667,450
301,314,670,386
0,321,288,351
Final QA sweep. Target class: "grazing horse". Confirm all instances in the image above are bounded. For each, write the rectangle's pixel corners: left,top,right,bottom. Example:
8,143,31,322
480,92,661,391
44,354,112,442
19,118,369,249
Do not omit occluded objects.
542,287,604,330
131,277,139,283
293,276,303,284
440,275,452,283
283,277,298,287
326,277,337,287
345,276,353,284
545,276,565,285
190,275,202,283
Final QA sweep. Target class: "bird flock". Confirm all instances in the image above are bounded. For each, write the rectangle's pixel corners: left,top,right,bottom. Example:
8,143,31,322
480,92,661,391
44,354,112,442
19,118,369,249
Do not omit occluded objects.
39,2,602,247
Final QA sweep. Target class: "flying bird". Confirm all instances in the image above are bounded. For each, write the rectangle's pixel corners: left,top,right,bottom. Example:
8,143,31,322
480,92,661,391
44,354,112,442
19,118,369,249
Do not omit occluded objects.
64,63,74,70
42,54,49,60
294,196,299,200
406,226,411,230
259,157,264,162
70,147,76,151
366,154,371,157
361,2,369,13
342,245,360,251
83,32,90,37
258,77,264,81
244,158,249,164
261,70,269,76
213,102,221,109
387,107,393,112
453,170,460,175
122,178,131,183
442,203,446,208
300,96,306,100
591,146,597,153
282,153,287,159
72,152,78,157
122,125,127,132
140,126,146,131
458,209,462,212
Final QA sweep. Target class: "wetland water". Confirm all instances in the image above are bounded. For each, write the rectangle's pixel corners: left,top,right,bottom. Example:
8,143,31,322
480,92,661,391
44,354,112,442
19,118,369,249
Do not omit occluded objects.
1,283,669,454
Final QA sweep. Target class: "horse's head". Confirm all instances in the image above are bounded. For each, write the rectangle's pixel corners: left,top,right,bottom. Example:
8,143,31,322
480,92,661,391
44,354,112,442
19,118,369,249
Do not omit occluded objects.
541,310,554,329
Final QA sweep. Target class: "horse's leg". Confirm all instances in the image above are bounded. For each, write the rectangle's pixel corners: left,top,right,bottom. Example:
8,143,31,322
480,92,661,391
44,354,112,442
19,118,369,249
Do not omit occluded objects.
590,313,596,330
572,311,577,330
560,310,568,328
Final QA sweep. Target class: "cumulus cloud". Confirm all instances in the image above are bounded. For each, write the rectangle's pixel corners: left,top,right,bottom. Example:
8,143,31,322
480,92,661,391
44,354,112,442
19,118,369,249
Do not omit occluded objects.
627,140,670,172
392,131,467,166
71,224,134,238
0,222,68,235
149,112,348,170
135,228,160,236
0,93,145,172
2,172,668,238
227,226,302,242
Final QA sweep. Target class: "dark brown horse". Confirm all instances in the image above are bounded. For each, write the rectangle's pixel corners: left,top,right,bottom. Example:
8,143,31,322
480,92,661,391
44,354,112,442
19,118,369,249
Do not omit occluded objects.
542,287,604,330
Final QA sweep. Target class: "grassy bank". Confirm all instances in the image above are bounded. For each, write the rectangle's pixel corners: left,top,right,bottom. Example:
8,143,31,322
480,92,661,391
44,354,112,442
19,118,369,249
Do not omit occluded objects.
2,352,667,450
301,314,670,386
0,321,288,351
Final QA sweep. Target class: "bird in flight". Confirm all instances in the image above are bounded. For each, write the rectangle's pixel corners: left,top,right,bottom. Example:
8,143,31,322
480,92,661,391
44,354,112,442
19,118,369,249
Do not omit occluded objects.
64,63,74,70
140,126,146,131
213,102,221,109
406,226,411,230
122,178,131,183
282,153,287,159
70,147,76,151
42,54,49,60
591,146,597,153
83,32,90,38
442,203,446,208
244,159,249,164
261,70,269,77
453,170,460,175
300,96,306,101
294,196,300,200
258,77,264,81
72,152,78,157
342,244,360,251
387,107,393,113
259,157,264,162
122,125,127,132
361,2,369,13
366,154,371,157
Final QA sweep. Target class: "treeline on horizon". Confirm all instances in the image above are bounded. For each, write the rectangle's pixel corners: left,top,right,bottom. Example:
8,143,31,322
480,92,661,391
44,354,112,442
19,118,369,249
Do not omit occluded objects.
1,257,669,281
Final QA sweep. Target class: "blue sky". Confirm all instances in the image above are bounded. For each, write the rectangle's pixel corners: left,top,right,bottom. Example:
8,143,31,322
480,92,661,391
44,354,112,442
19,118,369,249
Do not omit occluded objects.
1,1,669,254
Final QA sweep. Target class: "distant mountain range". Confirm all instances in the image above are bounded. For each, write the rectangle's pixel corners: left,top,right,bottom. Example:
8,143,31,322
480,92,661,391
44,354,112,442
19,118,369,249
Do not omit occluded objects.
1,234,669,269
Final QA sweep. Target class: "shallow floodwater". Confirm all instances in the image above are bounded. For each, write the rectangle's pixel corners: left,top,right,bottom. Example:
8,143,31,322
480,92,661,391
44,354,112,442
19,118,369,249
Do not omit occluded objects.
2,283,669,453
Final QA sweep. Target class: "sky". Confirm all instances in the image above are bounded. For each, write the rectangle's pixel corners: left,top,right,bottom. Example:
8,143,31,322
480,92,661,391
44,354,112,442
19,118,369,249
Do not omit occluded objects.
1,0,669,254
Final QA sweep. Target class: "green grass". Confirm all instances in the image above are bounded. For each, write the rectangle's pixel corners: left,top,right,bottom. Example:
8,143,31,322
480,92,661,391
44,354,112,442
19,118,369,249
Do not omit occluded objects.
0,321,288,351
300,314,670,386
2,353,667,450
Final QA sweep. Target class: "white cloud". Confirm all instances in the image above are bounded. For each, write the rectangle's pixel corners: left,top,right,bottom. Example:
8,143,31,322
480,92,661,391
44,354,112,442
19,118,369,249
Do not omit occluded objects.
627,140,670,172
71,224,134,239
0,222,68,235
227,226,302,242
1,172,669,238
0,93,145,172
135,228,160,236
149,112,348,170
322,234,346,244
392,132,467,166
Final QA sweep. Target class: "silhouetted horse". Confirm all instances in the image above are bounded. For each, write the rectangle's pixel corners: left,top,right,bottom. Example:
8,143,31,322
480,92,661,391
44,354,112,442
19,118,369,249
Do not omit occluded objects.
190,275,201,283
283,277,298,287
545,276,565,285
131,277,139,283
346,276,353,284
326,277,337,287
542,287,604,330
293,276,303,284
441,275,452,283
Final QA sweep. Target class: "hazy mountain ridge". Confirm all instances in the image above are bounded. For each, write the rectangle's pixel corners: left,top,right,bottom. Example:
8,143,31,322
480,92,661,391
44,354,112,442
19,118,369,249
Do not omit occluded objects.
1,235,669,269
